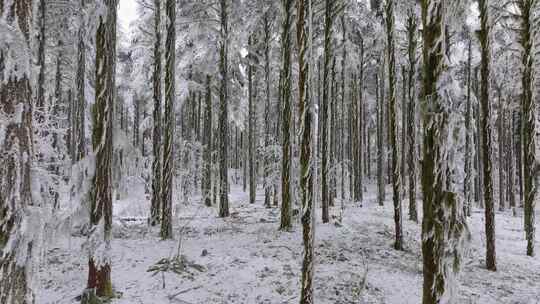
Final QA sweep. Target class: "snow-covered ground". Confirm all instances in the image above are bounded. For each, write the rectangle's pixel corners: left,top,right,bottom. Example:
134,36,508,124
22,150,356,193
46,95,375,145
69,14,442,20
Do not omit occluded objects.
39,185,540,303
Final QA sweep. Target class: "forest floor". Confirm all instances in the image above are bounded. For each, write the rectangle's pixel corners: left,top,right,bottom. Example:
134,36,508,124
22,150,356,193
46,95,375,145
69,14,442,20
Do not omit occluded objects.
39,184,540,304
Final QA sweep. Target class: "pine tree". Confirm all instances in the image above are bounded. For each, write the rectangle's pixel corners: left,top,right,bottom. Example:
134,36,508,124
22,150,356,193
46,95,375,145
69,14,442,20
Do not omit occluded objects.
385,0,403,250
517,0,538,257
376,69,385,206
161,0,176,238
0,0,37,301
75,0,87,162
203,76,213,207
478,0,496,270
151,0,163,226
218,0,230,218
464,39,473,217
406,10,418,222
297,0,315,301
280,0,294,229
263,11,273,208
248,34,256,205
420,0,469,302
86,0,116,298
321,0,339,223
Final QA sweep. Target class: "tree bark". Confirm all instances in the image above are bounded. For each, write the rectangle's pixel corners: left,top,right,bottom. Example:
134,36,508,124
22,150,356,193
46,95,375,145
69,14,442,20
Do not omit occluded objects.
161,0,176,238
0,1,36,302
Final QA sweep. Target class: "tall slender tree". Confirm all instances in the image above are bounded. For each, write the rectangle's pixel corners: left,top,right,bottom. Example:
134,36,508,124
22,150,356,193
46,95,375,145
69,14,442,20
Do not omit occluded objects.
219,0,230,218
86,0,117,298
478,0,496,270
518,0,538,257
203,76,213,207
280,0,294,229
297,0,315,301
161,0,176,238
406,9,418,222
248,34,256,205
150,0,163,226
75,0,87,162
0,0,37,301
420,0,469,302
464,39,473,217
385,0,403,250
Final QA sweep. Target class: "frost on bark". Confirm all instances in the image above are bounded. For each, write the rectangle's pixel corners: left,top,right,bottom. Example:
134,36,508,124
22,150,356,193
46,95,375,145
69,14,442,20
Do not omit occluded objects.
376,70,385,206
150,0,163,226
280,0,294,229
218,0,230,218
86,0,116,298
36,0,46,117
406,10,418,222
203,76,212,207
321,0,339,223
0,0,37,302
297,0,315,302
420,0,469,302
248,34,256,205
385,0,403,250
161,0,176,238
478,0,496,270
518,0,537,257
464,39,472,217
352,40,364,205
75,0,87,162
263,12,272,208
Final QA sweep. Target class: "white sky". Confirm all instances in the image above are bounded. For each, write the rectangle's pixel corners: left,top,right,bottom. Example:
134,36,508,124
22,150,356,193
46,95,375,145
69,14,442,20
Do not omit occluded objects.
118,0,139,31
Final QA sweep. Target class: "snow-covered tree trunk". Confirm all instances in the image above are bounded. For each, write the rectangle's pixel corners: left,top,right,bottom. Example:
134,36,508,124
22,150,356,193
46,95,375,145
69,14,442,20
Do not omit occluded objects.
36,0,46,118
358,41,364,204
0,1,38,302
203,75,212,207
75,0,86,162
297,0,315,299
161,0,176,238
321,0,337,223
279,0,294,229
248,34,256,205
86,0,116,298
218,0,230,218
498,90,505,212
420,0,469,302
406,10,418,222
376,70,385,206
478,0,496,270
385,0,403,250
518,0,537,257
464,39,472,217
263,12,272,208
150,0,163,226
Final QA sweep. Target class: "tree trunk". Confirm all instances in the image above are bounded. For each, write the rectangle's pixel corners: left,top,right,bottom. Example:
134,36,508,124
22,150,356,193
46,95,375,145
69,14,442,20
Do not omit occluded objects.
406,10,418,222
248,35,256,205
87,0,116,297
385,0,403,250
150,0,163,225
280,0,294,229
321,0,336,223
263,12,272,208
478,0,496,270
297,1,315,302
420,0,469,302
0,1,36,302
203,76,212,207
218,0,230,217
464,39,472,217
519,0,537,257
161,0,176,238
